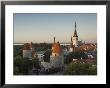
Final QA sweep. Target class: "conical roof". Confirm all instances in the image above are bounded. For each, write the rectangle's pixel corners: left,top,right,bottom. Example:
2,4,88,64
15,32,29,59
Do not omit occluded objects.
52,42,62,54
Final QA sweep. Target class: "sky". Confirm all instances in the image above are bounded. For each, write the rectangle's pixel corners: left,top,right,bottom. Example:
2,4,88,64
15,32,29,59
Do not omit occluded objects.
14,13,97,43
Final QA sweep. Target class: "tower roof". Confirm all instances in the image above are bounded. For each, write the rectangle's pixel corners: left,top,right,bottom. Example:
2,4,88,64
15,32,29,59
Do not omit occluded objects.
52,42,62,54
52,38,62,54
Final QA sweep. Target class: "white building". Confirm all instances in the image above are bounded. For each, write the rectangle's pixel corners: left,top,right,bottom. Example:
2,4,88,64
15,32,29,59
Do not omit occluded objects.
37,52,44,62
50,54,64,68
23,50,32,59
69,45,74,52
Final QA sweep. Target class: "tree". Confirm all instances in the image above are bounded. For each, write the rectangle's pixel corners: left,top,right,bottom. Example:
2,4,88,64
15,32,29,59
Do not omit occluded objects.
64,51,87,64
43,50,51,62
64,62,96,75
14,55,33,75
14,55,41,75
14,45,23,57
88,65,97,75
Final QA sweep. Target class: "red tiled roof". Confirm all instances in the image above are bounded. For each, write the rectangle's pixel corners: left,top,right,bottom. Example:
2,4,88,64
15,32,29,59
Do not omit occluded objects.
52,42,62,54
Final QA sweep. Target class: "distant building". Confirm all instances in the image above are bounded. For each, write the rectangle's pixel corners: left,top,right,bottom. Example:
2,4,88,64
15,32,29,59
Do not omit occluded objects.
23,42,37,59
79,43,96,52
87,55,94,59
78,40,83,46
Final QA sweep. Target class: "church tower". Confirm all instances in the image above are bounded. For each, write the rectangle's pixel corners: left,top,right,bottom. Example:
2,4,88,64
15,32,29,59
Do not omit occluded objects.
71,22,78,47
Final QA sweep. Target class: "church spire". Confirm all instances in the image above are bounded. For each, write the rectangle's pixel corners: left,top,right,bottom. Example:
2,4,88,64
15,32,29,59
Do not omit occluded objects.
71,21,78,47
54,37,55,44
71,36,72,42
74,21,78,37
75,21,76,30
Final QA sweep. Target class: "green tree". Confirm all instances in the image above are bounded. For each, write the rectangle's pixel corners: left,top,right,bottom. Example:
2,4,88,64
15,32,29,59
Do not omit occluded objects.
43,50,51,62
14,45,23,57
88,65,97,75
14,55,33,75
64,51,87,64
64,62,95,75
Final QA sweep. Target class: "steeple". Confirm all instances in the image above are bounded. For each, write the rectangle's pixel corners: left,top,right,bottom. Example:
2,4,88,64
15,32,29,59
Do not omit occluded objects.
71,36,72,42
54,37,55,44
73,21,78,37
71,21,78,47
75,21,76,30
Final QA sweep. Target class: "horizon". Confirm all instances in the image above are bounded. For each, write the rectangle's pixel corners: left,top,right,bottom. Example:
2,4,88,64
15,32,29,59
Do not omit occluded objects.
14,13,97,43
14,41,97,44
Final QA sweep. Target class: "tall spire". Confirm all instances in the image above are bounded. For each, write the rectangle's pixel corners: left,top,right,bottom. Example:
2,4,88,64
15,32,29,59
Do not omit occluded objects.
71,36,72,42
73,21,78,37
54,37,55,44
75,21,76,30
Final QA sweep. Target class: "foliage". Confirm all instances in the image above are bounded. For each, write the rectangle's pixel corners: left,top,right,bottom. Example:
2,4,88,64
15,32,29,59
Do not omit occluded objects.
43,50,51,62
88,65,97,75
14,45,23,57
34,43,52,51
64,62,97,75
14,55,40,75
64,51,87,64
